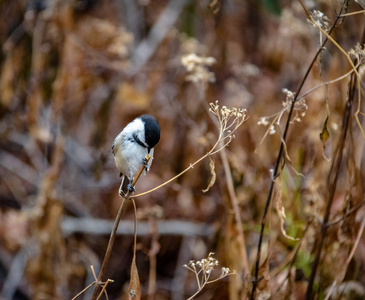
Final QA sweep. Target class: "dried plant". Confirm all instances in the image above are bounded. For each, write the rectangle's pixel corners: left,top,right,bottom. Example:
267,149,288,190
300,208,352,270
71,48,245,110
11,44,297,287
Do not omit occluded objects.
184,252,236,300
257,88,308,138
134,100,248,198
251,1,365,299
73,100,247,298
1,1,365,299
181,53,217,84
308,10,330,31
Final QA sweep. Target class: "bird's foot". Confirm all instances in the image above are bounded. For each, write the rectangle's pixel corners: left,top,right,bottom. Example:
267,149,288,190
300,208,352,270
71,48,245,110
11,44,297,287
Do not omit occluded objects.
127,183,136,193
119,190,127,198
143,156,151,172
118,181,126,198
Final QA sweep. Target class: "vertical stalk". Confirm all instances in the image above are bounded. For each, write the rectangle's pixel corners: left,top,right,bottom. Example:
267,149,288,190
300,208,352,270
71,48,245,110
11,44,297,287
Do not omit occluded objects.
90,157,150,300
250,2,348,298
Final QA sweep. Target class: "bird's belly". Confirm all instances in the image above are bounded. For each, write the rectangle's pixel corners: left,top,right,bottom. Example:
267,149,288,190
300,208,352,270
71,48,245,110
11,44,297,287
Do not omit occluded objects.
114,145,151,179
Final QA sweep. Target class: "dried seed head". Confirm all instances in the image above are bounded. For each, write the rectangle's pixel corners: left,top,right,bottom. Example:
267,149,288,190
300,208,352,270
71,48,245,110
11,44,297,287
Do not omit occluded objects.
181,53,216,83
308,10,330,31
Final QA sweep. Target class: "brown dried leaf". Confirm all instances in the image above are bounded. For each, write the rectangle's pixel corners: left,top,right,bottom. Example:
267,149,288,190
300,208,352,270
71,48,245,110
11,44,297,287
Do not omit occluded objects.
320,116,330,147
320,103,331,161
202,156,216,193
129,257,141,300
275,179,299,241
282,139,293,165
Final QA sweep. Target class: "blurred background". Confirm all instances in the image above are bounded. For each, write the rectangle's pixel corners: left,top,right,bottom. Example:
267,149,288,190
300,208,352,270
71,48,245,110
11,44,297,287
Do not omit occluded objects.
0,0,365,299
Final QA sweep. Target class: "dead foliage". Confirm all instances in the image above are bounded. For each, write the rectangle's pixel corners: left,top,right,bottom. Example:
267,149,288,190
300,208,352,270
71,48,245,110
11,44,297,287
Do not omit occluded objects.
0,0,365,299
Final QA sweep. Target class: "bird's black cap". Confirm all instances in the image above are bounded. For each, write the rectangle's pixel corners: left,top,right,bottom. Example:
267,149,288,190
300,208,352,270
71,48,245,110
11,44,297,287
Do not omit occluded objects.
141,114,160,150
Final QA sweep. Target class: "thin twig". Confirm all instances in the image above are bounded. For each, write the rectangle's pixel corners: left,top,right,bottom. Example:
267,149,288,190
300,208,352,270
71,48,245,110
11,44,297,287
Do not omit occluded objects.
187,279,208,300
300,0,364,139
90,157,150,300
304,19,364,300
220,147,249,276
271,220,313,297
250,2,348,298
90,198,127,299
71,281,96,300
324,280,338,300
96,280,113,300
304,50,359,300
322,219,365,300
340,9,365,17
91,265,97,280
299,64,359,99
133,105,247,198
345,218,365,266
325,200,365,227
133,151,212,198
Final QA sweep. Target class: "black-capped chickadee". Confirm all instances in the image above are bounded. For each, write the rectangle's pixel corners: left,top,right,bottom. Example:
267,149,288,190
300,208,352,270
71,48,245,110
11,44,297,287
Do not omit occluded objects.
112,114,160,195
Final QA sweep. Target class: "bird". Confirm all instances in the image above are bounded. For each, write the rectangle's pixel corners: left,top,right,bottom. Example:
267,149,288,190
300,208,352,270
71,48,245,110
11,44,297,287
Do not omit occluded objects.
112,114,160,196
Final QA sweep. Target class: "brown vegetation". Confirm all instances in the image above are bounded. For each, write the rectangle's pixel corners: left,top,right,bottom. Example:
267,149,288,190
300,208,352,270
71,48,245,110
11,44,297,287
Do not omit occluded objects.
0,0,364,299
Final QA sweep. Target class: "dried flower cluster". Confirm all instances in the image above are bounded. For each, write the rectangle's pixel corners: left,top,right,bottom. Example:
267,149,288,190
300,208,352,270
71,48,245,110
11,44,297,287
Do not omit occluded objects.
184,253,218,274
257,89,308,135
180,35,207,55
209,101,248,151
181,53,216,83
308,10,330,31
184,252,236,299
282,88,308,122
349,43,365,64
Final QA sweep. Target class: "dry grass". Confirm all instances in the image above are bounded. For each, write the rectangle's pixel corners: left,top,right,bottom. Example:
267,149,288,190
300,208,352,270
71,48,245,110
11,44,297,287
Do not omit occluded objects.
0,0,364,299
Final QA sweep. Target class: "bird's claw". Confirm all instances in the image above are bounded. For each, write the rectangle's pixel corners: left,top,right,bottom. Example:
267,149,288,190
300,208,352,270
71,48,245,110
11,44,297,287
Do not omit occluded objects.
119,190,127,198
127,183,135,193
118,182,126,198
143,156,150,172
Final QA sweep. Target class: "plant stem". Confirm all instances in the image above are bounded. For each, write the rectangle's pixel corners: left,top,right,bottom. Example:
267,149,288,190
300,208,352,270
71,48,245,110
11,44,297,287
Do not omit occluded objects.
249,2,348,298
90,157,150,300
305,44,359,300
220,148,249,275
